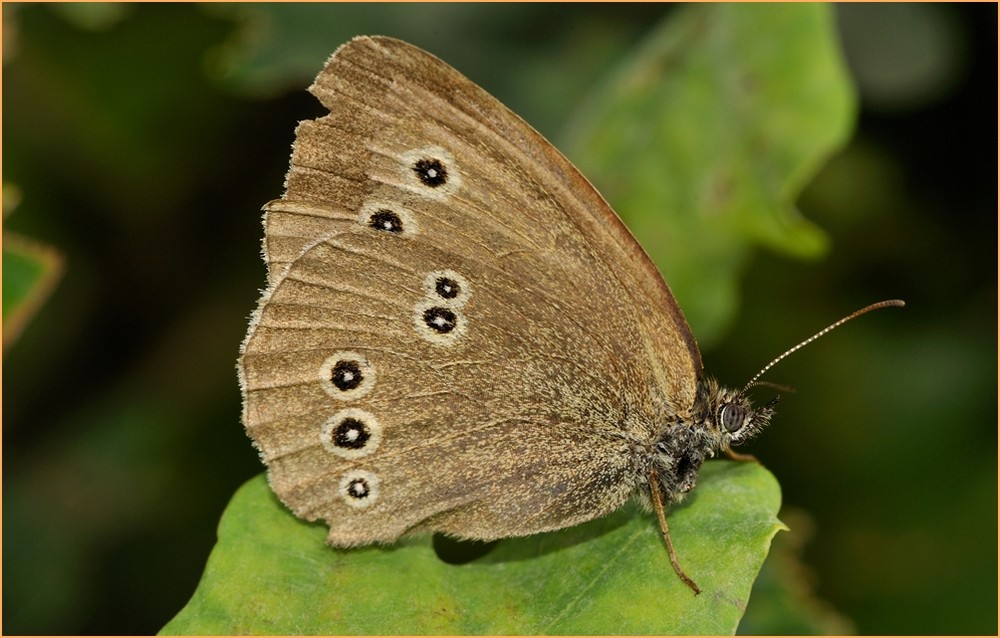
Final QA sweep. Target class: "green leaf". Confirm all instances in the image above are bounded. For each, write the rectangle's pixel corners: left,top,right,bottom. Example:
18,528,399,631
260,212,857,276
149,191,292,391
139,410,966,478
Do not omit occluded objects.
162,461,783,635
2,232,63,351
562,4,857,345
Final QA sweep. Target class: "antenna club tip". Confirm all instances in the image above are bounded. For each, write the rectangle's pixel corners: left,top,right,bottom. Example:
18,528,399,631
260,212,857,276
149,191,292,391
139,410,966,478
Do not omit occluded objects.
867,299,906,312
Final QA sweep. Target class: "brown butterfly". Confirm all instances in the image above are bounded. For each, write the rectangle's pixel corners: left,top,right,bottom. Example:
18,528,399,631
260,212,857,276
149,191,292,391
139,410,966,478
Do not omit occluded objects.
238,35,902,593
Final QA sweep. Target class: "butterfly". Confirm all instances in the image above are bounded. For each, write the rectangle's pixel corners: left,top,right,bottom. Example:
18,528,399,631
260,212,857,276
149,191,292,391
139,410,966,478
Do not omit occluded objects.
238,35,902,593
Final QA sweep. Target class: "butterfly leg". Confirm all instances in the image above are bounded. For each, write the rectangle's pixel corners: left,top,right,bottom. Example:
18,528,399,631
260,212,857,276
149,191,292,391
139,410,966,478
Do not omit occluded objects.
648,468,701,595
724,447,758,463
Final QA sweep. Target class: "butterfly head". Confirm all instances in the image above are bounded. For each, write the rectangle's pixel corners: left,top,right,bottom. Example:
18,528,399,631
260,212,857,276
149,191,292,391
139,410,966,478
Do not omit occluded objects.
700,378,779,449
649,378,777,503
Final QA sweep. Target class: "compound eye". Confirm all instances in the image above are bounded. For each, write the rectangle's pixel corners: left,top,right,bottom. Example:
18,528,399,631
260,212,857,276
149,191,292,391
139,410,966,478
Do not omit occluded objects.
720,403,745,433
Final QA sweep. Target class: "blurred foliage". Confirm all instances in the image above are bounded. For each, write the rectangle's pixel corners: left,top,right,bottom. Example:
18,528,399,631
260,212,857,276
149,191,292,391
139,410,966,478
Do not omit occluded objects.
564,3,853,344
3,3,996,635
164,464,783,635
2,228,64,352
738,508,854,635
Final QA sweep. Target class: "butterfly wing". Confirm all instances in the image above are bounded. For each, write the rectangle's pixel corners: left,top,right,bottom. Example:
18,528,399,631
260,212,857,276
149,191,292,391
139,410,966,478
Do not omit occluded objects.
240,36,703,544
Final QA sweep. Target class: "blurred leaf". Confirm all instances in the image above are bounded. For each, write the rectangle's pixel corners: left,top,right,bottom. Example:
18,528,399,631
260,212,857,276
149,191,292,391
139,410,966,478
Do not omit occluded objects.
205,4,527,98
162,462,784,635
837,3,966,113
738,509,853,635
563,4,857,345
3,231,64,352
6,5,237,220
49,3,131,32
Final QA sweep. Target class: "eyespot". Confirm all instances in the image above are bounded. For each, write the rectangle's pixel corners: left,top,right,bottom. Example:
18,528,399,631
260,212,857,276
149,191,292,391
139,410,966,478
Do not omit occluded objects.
435,277,458,298
422,270,471,307
413,157,447,187
720,403,745,433
358,201,418,236
413,301,466,346
369,209,403,233
399,147,462,199
319,351,376,400
339,470,380,508
321,408,382,459
424,307,457,333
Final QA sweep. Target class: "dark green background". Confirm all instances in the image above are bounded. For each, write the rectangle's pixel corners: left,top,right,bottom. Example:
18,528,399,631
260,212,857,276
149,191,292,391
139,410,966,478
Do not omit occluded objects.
4,3,996,634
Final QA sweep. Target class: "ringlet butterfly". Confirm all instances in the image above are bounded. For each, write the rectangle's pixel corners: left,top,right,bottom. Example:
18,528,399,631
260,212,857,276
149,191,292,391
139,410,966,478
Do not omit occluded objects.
238,35,903,593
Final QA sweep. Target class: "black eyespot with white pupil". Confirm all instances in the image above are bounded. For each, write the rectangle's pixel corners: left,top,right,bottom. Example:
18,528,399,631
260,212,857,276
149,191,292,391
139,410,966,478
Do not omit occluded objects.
346,478,371,499
331,360,363,391
369,209,403,233
334,417,370,450
423,307,457,333
323,409,381,459
413,158,448,187
720,403,745,433
338,469,379,507
434,277,461,300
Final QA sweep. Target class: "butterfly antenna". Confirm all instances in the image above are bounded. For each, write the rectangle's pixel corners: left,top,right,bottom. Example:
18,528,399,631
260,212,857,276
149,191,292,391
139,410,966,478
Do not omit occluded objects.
742,299,905,393
745,380,796,394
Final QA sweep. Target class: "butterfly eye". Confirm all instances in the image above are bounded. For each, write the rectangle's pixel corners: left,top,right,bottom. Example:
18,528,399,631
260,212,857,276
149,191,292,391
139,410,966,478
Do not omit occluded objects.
720,403,745,433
